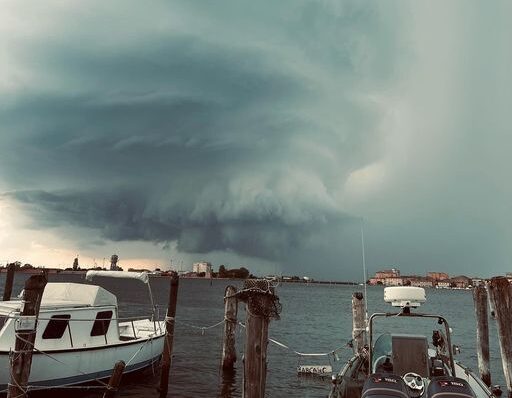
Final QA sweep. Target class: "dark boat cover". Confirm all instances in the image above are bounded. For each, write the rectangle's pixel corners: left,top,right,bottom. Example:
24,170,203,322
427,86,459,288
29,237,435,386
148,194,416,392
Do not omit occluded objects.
361,373,409,398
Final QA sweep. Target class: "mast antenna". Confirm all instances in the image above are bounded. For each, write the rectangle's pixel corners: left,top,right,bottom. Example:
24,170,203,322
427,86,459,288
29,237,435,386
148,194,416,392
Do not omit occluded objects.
360,218,369,322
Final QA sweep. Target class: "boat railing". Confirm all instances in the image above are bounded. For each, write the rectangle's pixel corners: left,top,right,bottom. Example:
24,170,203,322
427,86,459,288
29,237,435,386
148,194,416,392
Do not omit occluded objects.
1,312,166,340
131,320,137,338
2,313,160,323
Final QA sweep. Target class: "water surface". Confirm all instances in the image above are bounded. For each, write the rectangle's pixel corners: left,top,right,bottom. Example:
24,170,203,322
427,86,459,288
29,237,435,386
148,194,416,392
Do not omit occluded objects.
0,274,503,397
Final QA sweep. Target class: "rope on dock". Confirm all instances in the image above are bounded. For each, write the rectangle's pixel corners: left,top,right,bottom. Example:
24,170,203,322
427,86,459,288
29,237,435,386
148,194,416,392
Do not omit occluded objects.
174,318,225,335
238,321,362,361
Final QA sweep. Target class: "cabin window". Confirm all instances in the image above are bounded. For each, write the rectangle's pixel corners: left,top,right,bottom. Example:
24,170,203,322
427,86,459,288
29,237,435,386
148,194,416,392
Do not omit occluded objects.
42,315,71,339
91,311,113,336
0,316,8,330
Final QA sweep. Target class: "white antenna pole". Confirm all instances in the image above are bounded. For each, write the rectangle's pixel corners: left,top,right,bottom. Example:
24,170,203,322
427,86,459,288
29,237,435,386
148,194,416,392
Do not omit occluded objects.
360,218,369,322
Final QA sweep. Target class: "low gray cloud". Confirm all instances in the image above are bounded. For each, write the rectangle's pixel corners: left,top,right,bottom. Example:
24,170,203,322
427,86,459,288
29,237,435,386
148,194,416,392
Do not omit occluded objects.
2,1,510,278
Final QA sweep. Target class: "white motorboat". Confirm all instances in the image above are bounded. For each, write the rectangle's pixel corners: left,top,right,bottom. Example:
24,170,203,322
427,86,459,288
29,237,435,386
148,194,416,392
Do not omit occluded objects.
0,270,165,390
330,286,498,398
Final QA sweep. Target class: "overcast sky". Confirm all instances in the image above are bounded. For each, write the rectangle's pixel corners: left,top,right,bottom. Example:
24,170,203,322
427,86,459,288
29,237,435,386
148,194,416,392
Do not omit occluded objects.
1,1,510,280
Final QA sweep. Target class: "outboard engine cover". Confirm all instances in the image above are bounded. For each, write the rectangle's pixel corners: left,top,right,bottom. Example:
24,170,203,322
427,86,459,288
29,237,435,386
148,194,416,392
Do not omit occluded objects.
362,373,409,398
427,377,476,398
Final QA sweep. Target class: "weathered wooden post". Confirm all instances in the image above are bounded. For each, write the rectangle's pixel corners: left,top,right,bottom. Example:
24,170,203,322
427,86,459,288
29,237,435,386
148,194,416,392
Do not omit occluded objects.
159,272,179,398
3,263,15,301
240,279,280,398
222,285,238,370
8,273,47,398
352,292,366,353
103,360,126,398
488,277,512,398
486,283,496,319
473,285,491,386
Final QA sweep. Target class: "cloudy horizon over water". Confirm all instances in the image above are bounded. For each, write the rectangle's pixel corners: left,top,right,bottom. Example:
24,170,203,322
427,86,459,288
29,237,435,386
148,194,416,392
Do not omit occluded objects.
1,1,511,279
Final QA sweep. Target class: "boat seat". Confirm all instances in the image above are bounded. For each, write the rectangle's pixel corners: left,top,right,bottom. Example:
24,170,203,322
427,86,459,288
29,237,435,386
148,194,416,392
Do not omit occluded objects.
427,377,476,398
362,373,409,398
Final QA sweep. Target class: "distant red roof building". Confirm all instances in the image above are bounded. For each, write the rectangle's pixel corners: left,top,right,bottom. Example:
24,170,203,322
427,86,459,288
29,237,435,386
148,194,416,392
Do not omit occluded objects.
427,272,449,281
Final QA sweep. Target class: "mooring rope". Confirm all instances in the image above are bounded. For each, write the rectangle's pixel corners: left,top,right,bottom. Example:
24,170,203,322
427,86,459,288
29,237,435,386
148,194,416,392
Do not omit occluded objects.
174,318,225,334
238,321,361,361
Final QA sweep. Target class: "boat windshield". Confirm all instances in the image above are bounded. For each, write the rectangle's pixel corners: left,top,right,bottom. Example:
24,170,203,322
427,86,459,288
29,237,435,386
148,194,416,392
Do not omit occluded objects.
372,333,392,373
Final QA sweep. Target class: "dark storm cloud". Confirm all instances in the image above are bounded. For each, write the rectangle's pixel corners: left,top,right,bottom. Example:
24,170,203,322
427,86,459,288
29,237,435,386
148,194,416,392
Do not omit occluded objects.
8,188,351,261
1,0,410,274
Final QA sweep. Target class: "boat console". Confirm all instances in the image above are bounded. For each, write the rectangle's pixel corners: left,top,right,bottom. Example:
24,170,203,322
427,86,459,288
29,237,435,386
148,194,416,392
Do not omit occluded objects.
330,287,494,398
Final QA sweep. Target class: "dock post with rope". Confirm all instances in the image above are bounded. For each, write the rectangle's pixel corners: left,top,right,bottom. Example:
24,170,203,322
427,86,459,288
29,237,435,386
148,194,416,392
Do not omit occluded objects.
237,279,281,398
8,273,47,398
159,271,179,398
221,285,238,370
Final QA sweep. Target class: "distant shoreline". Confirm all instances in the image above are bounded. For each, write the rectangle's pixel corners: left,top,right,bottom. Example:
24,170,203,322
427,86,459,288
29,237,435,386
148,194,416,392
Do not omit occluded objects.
0,268,360,285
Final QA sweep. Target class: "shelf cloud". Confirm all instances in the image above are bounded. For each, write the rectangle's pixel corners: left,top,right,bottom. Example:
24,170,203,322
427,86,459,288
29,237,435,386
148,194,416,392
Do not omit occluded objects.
1,1,511,278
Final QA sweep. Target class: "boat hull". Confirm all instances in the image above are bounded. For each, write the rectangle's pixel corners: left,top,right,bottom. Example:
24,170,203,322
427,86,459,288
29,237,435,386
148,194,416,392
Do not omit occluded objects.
0,334,164,390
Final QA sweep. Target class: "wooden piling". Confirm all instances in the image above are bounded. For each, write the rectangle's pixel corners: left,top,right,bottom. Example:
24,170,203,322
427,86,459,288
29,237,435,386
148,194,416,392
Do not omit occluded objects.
8,274,47,398
486,283,496,319
488,277,512,398
473,285,491,386
3,263,15,301
242,279,279,398
352,292,366,353
222,285,238,370
159,272,179,398
103,360,126,398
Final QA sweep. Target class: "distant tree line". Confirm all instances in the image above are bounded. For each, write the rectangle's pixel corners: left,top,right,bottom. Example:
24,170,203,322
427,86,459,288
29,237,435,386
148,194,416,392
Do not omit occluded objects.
218,265,251,279
1,261,34,269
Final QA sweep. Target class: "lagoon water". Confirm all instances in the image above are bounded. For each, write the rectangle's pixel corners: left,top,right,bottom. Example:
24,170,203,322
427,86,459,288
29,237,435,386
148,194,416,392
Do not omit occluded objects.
0,274,504,397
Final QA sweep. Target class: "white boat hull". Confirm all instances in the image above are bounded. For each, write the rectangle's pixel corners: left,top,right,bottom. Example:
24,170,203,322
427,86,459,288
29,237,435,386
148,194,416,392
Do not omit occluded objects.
0,335,164,389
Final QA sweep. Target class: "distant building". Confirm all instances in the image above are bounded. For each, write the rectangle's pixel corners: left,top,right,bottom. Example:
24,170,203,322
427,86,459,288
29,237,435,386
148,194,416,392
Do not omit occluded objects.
411,278,433,288
193,261,213,277
450,275,472,288
437,280,451,288
384,277,403,286
427,272,449,281
369,268,400,285
375,269,400,279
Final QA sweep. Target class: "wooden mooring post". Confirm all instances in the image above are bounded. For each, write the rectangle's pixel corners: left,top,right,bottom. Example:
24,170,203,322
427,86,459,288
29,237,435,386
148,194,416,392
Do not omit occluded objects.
159,272,179,398
3,263,15,301
222,285,238,370
473,285,491,386
488,277,512,398
352,292,366,353
241,279,280,398
103,360,125,398
8,274,47,398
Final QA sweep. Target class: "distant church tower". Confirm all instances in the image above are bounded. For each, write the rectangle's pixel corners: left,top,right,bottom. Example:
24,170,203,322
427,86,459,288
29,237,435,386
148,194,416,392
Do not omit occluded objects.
110,254,120,271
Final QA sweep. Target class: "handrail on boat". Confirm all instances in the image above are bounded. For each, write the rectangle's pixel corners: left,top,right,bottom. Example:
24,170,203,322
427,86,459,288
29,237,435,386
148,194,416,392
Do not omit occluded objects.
131,320,137,338
85,270,158,328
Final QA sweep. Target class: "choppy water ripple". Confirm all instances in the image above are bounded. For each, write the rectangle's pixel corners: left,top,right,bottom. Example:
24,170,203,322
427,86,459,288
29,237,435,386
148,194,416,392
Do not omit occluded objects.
0,274,504,397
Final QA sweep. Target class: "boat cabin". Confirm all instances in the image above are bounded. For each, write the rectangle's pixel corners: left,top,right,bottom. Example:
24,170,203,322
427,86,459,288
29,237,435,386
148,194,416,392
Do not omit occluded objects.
0,283,123,351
